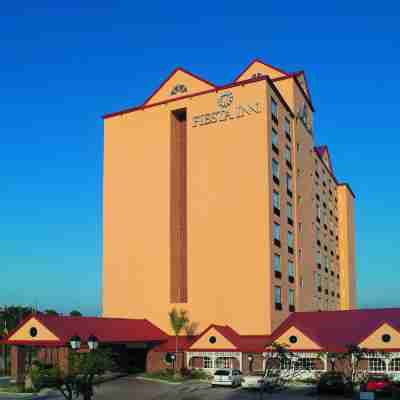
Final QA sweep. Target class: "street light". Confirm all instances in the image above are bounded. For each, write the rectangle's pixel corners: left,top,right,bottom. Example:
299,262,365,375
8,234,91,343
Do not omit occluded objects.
87,335,99,351
171,354,176,369
69,335,81,351
248,354,254,373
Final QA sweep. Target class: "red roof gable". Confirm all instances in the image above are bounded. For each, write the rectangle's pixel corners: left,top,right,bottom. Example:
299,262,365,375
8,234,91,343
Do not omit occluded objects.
1,313,168,346
271,309,400,352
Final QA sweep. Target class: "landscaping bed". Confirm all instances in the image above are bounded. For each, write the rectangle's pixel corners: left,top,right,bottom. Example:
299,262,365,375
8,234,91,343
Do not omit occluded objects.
138,368,211,384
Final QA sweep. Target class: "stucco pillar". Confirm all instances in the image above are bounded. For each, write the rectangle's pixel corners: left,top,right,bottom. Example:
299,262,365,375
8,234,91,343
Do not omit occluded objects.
11,346,27,385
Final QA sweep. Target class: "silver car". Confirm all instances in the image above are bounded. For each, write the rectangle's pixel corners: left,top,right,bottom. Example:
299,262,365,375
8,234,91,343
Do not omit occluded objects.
212,368,242,387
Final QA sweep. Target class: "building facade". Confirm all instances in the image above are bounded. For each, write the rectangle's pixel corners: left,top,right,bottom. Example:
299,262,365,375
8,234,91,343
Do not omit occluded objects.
102,59,356,336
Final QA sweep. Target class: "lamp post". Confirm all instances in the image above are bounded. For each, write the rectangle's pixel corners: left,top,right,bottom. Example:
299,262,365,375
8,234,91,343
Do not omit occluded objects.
171,354,176,369
87,335,99,352
248,354,254,373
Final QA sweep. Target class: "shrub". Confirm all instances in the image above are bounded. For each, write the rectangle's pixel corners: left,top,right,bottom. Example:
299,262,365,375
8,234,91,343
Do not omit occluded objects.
189,368,210,380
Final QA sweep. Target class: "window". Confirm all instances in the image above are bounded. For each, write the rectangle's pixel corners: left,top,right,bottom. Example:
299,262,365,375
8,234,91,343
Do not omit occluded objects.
288,288,295,306
280,358,291,370
288,261,295,278
368,358,386,372
288,231,294,248
274,223,280,240
287,202,293,220
294,358,315,371
298,222,302,232
324,255,329,269
272,127,279,147
273,191,280,210
274,286,282,304
216,357,233,369
203,357,213,369
314,272,321,289
389,359,400,372
274,254,281,272
316,251,321,265
316,227,320,241
272,159,279,179
286,174,292,193
271,98,278,121
316,204,321,220
285,146,292,163
284,118,291,139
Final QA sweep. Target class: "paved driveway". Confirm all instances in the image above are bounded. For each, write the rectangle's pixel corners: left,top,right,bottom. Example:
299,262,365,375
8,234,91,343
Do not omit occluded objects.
0,376,345,400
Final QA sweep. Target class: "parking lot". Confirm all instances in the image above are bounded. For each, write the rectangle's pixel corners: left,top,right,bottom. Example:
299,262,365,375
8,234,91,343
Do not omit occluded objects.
0,376,349,400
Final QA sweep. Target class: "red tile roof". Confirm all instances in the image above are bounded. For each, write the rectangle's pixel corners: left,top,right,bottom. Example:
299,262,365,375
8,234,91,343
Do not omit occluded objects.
271,309,400,352
1,313,168,346
155,324,269,352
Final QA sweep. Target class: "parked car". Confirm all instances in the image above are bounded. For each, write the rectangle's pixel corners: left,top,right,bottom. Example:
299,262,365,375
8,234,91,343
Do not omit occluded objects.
241,370,280,390
317,371,351,394
364,374,393,396
241,371,265,389
212,369,242,387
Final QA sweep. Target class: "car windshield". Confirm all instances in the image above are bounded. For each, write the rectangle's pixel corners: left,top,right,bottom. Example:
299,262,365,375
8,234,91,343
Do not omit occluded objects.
215,370,230,376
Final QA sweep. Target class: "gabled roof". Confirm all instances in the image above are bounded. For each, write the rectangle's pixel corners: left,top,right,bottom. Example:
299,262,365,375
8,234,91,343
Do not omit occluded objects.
234,58,289,82
154,324,269,353
271,309,400,352
142,66,216,106
1,313,168,346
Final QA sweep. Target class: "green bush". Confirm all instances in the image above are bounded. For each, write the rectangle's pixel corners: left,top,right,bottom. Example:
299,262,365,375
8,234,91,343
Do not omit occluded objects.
188,369,210,380
30,361,62,391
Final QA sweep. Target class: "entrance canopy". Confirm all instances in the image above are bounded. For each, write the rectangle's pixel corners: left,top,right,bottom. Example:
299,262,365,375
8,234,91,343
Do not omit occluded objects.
0,313,168,347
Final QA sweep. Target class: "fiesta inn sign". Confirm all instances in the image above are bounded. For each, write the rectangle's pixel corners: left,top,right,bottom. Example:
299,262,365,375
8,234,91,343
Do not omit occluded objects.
192,91,262,128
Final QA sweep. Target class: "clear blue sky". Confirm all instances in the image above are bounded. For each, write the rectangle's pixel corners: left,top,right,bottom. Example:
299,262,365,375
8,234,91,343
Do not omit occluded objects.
1,2,399,316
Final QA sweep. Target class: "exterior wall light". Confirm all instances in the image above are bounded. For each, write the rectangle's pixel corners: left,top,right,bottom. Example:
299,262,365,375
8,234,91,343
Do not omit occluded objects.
69,335,81,350
87,335,99,351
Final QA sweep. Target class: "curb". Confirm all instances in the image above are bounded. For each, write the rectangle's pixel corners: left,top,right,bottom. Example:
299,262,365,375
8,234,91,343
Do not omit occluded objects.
135,376,183,385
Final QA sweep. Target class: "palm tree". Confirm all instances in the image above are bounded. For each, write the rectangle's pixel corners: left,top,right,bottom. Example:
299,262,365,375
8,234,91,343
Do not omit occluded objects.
168,308,189,369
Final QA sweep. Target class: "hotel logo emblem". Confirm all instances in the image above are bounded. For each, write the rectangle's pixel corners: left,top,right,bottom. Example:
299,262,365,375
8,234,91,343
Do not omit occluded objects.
217,91,234,109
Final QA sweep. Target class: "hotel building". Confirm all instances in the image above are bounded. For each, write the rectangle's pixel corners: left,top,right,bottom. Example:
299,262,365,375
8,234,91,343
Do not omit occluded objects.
102,59,356,336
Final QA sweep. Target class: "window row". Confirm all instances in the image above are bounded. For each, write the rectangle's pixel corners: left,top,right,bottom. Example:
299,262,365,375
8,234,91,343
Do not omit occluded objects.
271,98,292,142
274,286,295,311
273,254,295,282
273,223,294,250
272,159,292,195
273,191,293,223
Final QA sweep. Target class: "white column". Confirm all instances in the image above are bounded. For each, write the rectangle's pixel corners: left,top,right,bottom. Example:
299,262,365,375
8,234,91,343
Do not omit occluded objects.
323,354,328,371
239,353,242,371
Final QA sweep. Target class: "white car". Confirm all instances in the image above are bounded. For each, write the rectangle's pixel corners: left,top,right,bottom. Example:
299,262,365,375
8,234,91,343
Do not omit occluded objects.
241,370,281,389
212,368,242,387
241,371,265,389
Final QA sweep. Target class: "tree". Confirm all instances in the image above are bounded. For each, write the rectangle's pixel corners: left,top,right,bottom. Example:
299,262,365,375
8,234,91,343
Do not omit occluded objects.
343,344,369,388
44,309,59,316
184,321,199,337
31,348,114,400
168,308,189,369
69,310,82,317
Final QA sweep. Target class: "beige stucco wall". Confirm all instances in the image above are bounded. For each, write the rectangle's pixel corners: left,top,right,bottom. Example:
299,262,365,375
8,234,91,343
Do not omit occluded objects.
274,326,321,350
360,323,400,349
190,328,236,350
8,317,59,342
103,79,272,335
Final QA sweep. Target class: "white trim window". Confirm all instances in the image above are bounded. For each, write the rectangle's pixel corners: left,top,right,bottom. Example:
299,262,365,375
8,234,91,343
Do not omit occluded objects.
287,174,292,192
288,288,295,306
203,357,213,369
287,202,293,220
273,190,280,210
294,358,315,371
272,159,279,179
288,261,295,278
215,357,233,369
272,127,279,147
368,358,387,372
274,223,280,241
271,98,278,120
288,231,294,248
285,146,292,163
274,286,282,304
316,251,321,265
274,254,281,272
284,117,291,138
389,358,400,372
